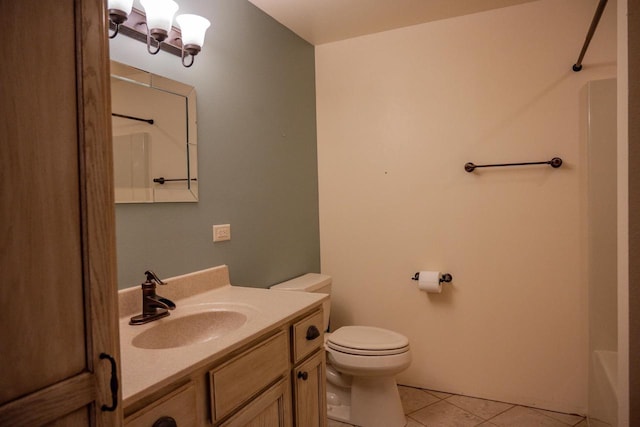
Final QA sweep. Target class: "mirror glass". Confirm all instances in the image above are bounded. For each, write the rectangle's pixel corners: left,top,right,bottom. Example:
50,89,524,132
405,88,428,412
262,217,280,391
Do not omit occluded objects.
110,61,198,203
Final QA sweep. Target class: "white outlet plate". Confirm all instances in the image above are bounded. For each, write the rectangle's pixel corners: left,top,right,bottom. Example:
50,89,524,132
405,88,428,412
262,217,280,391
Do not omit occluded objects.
213,224,231,242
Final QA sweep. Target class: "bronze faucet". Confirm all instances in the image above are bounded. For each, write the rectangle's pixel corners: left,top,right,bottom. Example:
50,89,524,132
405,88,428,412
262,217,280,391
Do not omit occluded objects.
130,270,176,325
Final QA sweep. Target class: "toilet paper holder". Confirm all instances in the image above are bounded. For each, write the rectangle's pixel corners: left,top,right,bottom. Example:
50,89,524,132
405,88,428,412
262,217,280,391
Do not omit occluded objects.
411,272,453,283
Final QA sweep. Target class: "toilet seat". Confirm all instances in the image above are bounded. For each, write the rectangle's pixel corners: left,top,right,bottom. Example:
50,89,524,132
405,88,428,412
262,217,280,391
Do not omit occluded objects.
327,326,409,356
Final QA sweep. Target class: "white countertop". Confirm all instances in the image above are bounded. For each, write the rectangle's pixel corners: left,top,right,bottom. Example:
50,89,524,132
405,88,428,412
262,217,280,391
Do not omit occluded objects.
118,266,326,407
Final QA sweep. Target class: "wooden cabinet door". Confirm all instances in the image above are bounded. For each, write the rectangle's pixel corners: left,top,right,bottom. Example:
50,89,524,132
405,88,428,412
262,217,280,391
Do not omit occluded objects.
0,0,121,425
293,351,327,427
220,377,292,427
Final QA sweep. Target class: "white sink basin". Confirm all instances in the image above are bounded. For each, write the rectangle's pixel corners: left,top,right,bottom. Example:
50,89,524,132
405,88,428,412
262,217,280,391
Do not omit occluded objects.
132,306,250,350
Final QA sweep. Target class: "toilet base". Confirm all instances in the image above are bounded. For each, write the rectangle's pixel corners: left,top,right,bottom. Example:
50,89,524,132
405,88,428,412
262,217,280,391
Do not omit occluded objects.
326,374,406,427
326,379,351,423
327,398,351,424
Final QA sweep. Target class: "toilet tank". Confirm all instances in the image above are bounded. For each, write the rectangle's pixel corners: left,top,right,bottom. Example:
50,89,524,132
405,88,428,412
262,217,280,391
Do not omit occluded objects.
270,273,332,331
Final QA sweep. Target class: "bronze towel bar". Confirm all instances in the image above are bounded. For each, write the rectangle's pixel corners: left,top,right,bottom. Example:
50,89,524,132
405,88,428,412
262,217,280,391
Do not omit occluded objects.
464,157,563,173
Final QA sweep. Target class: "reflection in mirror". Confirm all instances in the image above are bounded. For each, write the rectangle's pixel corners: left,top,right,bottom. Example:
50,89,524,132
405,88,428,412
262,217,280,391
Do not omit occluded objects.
110,61,198,203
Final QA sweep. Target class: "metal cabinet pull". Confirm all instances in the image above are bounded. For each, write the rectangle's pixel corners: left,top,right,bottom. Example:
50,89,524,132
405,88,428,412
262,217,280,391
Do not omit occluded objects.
306,325,320,341
153,416,177,427
297,371,309,381
99,353,119,412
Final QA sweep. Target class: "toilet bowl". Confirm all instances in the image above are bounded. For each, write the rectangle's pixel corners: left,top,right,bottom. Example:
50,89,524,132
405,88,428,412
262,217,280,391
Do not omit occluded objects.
271,274,411,427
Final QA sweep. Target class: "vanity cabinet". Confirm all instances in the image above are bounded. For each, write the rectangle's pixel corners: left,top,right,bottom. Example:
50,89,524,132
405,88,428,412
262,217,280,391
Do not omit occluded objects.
122,306,326,427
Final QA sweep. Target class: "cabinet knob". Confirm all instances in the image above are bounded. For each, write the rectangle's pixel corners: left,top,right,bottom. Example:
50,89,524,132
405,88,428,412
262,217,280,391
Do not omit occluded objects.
306,325,320,341
153,416,177,427
297,371,309,381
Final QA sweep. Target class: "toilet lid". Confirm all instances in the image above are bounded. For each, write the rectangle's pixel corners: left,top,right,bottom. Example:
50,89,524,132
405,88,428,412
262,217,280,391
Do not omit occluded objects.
326,326,409,356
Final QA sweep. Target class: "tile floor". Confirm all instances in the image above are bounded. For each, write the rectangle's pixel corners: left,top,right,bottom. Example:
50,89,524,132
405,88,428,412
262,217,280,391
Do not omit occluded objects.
327,385,611,427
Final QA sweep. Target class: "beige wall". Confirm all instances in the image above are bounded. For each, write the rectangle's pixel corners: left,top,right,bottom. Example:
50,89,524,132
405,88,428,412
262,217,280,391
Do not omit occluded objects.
316,0,617,414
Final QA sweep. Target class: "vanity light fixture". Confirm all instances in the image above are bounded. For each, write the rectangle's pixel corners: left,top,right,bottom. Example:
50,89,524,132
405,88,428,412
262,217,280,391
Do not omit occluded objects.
107,0,211,68
107,0,134,38
140,0,179,54
175,14,211,67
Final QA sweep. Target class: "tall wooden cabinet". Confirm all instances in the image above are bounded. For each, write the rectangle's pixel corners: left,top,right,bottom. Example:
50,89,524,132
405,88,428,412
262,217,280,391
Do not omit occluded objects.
0,0,121,425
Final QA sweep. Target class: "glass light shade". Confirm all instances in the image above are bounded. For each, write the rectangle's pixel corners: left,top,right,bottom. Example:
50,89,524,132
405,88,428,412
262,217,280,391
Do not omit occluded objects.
176,14,211,48
140,0,179,33
108,0,134,15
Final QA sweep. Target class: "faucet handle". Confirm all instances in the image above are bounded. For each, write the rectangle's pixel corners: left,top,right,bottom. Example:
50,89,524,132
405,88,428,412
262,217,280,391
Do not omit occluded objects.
144,270,166,285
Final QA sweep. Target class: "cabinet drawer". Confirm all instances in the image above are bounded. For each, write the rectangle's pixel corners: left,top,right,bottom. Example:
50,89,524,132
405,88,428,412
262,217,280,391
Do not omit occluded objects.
292,310,324,363
210,330,289,421
125,383,197,427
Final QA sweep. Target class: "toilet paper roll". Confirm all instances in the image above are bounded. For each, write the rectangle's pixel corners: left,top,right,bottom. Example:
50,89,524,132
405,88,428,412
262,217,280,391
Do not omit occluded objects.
417,271,442,293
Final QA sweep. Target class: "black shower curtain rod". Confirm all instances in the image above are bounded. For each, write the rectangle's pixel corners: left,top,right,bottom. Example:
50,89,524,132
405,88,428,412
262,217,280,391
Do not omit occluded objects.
572,0,608,72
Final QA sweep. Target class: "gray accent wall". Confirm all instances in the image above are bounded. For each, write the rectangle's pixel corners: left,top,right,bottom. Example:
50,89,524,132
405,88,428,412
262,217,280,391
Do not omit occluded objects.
110,0,319,289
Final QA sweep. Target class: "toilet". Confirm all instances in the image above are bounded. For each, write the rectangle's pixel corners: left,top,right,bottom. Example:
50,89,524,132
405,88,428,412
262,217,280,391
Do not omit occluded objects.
271,273,411,427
